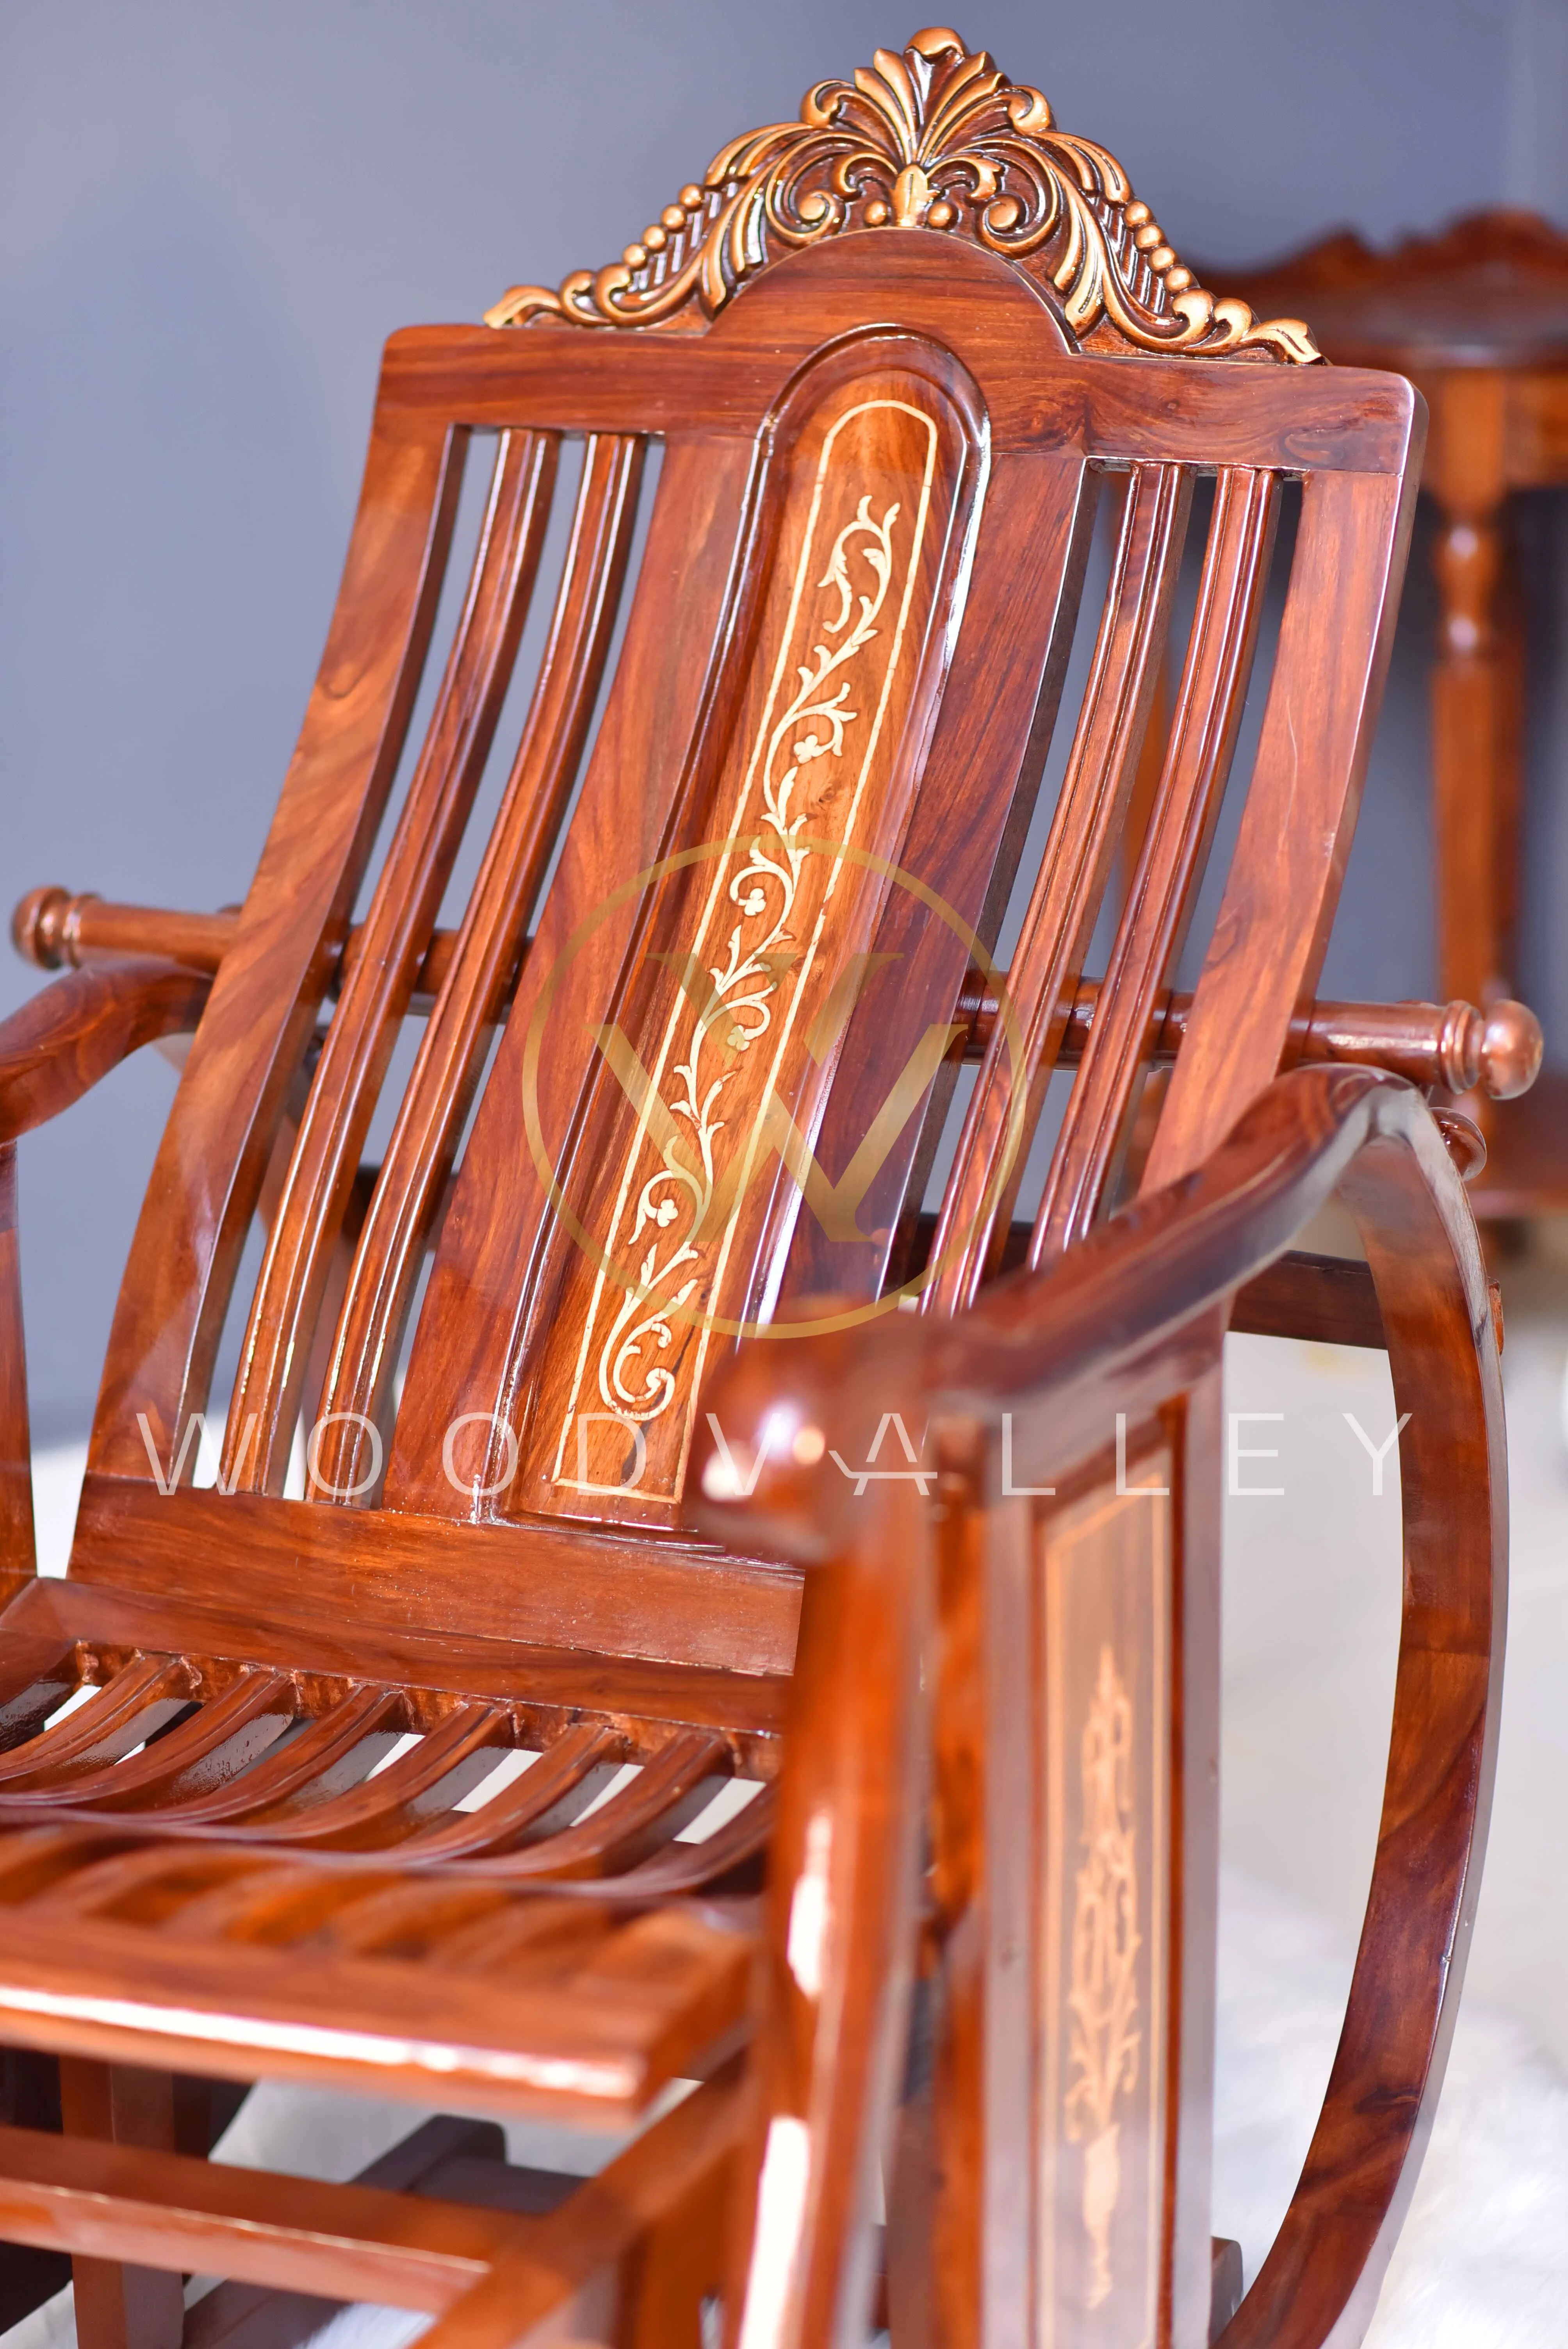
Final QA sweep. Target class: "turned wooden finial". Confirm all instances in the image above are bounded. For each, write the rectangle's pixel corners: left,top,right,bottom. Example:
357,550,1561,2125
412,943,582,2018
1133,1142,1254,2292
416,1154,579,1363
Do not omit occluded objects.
1477,999,1543,1100
9,885,77,970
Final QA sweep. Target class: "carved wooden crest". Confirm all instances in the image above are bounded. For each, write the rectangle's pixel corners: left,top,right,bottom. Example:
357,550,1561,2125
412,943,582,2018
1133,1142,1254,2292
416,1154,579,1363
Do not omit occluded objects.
487,25,1319,363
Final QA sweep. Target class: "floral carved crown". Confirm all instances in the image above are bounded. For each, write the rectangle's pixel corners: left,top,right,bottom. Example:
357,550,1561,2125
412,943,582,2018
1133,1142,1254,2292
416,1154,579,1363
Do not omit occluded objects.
486,25,1318,364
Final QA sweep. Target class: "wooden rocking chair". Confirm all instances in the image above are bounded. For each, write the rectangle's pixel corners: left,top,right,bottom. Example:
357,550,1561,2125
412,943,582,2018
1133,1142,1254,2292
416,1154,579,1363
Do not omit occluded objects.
0,25,1541,2349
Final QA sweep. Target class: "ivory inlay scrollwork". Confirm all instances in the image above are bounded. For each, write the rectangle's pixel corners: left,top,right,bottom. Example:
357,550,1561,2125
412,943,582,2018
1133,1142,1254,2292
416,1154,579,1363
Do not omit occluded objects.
596,496,901,1431
1064,1643,1141,2310
546,389,941,1505
487,27,1317,365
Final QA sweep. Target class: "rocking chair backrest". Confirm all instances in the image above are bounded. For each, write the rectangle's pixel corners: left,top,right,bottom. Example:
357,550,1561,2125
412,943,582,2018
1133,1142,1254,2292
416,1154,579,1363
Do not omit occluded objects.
72,30,1419,1644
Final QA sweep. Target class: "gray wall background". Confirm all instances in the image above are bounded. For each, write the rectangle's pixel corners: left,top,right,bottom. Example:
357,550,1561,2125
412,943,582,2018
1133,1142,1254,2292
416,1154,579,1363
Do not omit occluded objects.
4,0,1568,1439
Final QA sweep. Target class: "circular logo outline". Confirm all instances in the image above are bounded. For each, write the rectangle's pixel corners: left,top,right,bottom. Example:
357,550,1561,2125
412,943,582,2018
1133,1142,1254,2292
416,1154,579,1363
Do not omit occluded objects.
520,834,1028,1340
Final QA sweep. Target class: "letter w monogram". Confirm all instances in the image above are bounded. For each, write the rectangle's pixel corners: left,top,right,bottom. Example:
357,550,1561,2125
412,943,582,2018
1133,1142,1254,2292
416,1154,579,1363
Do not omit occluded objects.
591,953,962,1245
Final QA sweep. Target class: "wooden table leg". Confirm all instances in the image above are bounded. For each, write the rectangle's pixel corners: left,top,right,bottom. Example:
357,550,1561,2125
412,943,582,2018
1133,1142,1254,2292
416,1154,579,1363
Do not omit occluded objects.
58,2059,185,2349
1428,372,1521,1018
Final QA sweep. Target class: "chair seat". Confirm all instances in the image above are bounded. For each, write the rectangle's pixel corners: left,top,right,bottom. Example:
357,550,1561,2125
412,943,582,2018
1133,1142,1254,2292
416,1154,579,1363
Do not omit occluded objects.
0,1585,770,2122
0,1844,752,2118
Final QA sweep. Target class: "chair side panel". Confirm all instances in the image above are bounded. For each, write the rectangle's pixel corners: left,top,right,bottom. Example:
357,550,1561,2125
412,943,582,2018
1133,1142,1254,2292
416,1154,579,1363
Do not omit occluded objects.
1028,1453,1177,2343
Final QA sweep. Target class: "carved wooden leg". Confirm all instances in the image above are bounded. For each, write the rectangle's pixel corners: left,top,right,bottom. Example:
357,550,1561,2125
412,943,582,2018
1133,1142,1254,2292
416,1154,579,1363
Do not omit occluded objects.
613,2140,729,2349
0,1144,36,1605
1428,373,1519,1026
0,2049,69,2328
59,2059,185,2349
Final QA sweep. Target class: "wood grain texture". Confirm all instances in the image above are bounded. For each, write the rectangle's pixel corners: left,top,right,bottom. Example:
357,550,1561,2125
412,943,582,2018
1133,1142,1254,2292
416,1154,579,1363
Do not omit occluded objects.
925,462,1190,1310
378,261,1412,473
513,351,982,1520
1144,463,1422,1191
721,1472,932,2349
0,2116,531,2304
312,435,644,1503
385,423,760,1519
57,2059,184,2349
1031,466,1279,1257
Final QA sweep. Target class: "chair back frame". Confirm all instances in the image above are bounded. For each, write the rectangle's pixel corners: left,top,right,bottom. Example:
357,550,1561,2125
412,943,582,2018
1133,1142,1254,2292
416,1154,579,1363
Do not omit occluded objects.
75,158,1417,1696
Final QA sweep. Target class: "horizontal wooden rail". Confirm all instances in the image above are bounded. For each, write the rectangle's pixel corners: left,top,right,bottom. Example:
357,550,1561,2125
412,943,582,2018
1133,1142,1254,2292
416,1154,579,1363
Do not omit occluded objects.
0,2120,520,2308
957,972,1542,1101
0,2061,742,2317
12,885,1544,1100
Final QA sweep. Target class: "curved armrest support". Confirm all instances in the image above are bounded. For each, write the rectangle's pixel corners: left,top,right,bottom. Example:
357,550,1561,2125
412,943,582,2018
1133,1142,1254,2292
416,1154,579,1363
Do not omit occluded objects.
0,961,211,1148
0,960,210,1597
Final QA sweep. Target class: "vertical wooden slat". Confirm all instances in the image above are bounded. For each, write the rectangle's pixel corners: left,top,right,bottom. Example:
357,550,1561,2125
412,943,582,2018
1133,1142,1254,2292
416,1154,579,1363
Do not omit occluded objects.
1142,463,1420,1192
224,430,559,1492
1115,644,1169,913
976,1492,1035,2349
924,465,1192,1315
723,1471,930,2349
0,1146,35,1604
770,444,1096,1318
1030,468,1280,1259
385,432,761,1517
310,435,645,1502
87,412,468,1486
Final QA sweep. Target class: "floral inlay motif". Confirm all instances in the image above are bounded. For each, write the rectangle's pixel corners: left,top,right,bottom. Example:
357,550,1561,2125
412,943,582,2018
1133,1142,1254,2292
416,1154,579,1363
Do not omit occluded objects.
1064,1642,1142,2310
597,496,901,1428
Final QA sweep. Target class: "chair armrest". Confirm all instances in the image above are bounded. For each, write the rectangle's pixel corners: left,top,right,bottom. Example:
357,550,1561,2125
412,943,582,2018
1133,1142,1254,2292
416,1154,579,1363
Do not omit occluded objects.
0,959,210,1595
699,1071,1502,2349
693,1063,1502,2349
0,961,212,1147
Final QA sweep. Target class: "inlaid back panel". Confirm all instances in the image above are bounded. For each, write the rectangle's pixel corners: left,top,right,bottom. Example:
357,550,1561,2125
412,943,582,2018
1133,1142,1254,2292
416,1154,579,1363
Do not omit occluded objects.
514,353,984,1517
73,220,1419,1584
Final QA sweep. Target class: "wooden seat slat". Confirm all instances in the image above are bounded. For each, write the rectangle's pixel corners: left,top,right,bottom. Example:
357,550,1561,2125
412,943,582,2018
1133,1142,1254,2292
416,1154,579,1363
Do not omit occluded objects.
0,1884,748,2116
0,1670,294,1811
394,1722,622,1861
